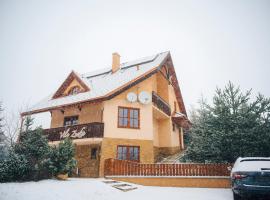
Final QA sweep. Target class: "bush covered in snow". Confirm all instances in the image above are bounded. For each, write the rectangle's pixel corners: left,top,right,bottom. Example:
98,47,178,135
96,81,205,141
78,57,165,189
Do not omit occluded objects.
0,150,30,182
0,117,76,182
47,138,76,176
0,101,8,161
14,127,51,181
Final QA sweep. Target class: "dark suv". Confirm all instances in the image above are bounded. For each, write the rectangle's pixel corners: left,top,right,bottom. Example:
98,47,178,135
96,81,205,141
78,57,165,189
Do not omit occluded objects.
231,157,270,199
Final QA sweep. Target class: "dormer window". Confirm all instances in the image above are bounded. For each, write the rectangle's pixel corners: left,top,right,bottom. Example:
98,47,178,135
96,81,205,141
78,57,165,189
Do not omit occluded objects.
68,86,80,96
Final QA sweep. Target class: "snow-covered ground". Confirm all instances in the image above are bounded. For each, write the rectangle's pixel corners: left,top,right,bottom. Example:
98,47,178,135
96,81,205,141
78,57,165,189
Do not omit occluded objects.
0,178,233,200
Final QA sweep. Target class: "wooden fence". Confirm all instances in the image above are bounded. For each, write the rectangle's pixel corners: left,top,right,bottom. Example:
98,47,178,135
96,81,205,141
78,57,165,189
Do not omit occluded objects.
104,159,231,177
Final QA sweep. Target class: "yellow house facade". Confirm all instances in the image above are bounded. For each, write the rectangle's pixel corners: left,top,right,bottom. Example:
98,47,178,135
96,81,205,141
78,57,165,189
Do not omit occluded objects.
22,51,190,177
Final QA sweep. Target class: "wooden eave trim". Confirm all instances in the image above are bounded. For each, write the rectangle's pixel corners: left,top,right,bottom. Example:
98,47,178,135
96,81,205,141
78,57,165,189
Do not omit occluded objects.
172,117,192,129
166,58,187,116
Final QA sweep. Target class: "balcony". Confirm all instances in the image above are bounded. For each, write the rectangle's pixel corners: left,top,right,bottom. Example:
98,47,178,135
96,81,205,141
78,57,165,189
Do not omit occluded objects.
43,122,104,142
152,91,171,116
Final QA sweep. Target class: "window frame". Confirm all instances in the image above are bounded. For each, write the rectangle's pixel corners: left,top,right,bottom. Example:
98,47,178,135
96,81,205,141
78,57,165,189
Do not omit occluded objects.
117,106,140,129
117,145,140,162
90,148,98,160
63,115,79,127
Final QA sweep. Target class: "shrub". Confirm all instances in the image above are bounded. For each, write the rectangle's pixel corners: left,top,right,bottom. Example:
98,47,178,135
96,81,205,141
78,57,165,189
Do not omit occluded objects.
0,118,77,182
14,128,51,180
0,150,30,182
47,138,76,176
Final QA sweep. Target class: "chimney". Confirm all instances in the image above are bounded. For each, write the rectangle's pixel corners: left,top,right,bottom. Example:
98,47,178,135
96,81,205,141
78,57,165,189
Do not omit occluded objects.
112,52,120,73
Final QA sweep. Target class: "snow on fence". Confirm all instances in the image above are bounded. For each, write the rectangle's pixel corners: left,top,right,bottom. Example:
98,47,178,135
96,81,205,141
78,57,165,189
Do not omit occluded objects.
104,158,231,177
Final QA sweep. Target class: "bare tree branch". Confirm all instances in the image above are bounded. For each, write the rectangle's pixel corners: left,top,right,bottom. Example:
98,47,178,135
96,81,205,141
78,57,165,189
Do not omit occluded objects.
3,104,30,146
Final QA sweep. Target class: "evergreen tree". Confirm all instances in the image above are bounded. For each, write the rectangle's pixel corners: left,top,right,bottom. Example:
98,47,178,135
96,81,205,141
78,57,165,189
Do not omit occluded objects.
47,138,76,176
0,115,77,182
182,82,270,163
0,149,30,182
15,127,50,180
0,101,5,142
0,101,7,161
24,115,34,132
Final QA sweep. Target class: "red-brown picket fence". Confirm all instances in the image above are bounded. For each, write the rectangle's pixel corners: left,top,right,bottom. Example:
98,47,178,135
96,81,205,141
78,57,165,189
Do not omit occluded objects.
104,158,231,177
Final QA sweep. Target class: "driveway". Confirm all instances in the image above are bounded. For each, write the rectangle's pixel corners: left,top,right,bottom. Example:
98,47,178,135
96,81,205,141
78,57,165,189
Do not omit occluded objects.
0,178,233,200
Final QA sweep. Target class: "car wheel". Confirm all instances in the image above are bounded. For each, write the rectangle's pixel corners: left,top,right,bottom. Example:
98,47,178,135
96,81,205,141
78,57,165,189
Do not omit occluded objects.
233,192,241,200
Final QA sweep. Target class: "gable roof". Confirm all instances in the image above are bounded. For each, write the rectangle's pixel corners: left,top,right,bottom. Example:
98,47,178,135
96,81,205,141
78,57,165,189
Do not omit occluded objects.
52,71,90,99
22,51,187,116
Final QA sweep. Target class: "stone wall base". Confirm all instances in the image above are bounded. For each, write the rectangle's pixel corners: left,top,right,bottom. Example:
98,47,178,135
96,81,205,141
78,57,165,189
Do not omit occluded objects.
75,143,101,178
109,176,231,188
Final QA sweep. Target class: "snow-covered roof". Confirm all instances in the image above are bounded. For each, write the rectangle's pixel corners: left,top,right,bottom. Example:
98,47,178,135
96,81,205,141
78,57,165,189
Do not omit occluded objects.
173,112,186,118
232,157,270,172
23,52,170,115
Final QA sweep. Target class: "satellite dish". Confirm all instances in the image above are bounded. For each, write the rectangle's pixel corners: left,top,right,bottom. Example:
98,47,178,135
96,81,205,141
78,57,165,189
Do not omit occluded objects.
138,91,151,105
126,92,137,103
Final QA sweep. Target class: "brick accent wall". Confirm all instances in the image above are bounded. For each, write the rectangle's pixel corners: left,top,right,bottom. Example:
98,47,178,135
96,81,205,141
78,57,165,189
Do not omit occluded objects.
99,137,155,177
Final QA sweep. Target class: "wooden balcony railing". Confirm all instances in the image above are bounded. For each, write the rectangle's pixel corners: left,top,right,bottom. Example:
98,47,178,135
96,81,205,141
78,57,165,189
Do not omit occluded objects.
152,91,171,116
43,122,104,142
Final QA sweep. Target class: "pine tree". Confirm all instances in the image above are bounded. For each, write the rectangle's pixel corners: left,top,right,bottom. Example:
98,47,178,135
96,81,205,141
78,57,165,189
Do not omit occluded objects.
0,149,29,182
0,101,7,161
24,115,34,132
14,127,50,180
182,82,270,163
47,138,76,176
0,115,77,182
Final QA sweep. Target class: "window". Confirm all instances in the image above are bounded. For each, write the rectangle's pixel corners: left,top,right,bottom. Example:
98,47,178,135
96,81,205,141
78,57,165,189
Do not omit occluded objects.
117,146,140,161
118,107,140,129
63,116,78,126
91,148,97,159
172,123,176,131
68,86,80,95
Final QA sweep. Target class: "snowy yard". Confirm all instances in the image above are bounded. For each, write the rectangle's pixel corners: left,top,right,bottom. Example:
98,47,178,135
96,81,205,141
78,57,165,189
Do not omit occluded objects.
0,178,233,200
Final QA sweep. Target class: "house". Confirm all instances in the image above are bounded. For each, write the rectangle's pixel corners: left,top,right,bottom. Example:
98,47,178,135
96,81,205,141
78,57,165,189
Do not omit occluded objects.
21,51,191,177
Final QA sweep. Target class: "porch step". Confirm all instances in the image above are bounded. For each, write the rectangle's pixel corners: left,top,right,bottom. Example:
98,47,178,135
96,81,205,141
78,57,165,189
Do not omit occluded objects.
103,179,138,192
112,183,138,192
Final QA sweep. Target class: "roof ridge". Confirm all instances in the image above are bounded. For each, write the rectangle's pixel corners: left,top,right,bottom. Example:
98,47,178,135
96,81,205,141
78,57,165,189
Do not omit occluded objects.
22,51,173,116
82,52,167,78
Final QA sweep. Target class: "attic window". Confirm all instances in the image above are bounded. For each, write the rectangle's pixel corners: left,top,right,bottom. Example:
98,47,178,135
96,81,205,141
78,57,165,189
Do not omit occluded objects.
68,86,80,96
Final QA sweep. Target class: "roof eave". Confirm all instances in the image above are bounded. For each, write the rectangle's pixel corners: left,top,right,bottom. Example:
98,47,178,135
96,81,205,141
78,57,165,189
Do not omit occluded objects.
22,51,190,119
21,64,164,116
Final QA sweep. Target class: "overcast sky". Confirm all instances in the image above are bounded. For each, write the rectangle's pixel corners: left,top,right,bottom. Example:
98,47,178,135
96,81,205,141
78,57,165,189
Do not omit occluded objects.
1,0,270,126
